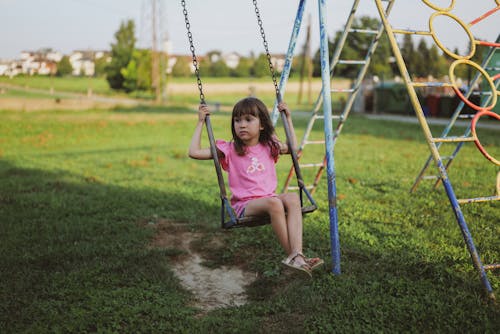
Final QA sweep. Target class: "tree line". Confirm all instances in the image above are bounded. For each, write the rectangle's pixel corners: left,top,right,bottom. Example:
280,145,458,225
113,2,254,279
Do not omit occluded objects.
105,17,482,93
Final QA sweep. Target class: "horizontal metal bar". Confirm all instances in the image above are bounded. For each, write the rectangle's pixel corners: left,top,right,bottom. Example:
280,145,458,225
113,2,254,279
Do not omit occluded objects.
422,175,439,180
458,114,476,119
432,136,475,143
300,163,324,168
304,140,325,145
472,91,493,96
392,28,432,36
338,60,366,65
331,88,354,93
348,28,379,34
287,185,315,191
457,195,500,204
411,82,453,88
484,264,500,271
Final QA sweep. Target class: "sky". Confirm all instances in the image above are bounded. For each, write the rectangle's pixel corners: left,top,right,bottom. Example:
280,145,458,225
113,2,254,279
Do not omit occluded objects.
0,0,498,60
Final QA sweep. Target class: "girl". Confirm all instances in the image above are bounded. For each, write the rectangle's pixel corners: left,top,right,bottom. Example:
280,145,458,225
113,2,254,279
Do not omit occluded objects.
189,97,323,276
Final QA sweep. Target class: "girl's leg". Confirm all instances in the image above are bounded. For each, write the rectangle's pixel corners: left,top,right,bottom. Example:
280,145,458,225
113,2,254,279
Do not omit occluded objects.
244,195,309,268
277,193,303,255
278,193,323,270
244,197,290,253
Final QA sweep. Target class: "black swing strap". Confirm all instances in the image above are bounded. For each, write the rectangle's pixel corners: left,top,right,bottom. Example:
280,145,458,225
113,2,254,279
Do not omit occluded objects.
181,0,238,227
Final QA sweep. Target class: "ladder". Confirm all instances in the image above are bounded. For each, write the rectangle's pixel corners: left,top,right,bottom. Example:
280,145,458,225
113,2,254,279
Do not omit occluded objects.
411,35,500,193
282,0,396,194
373,0,499,299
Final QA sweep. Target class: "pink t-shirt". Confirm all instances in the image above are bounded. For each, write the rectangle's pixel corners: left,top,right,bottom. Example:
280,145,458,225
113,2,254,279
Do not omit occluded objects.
216,140,279,216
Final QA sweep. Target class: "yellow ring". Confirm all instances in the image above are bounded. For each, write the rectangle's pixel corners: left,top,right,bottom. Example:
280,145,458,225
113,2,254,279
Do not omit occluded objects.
422,0,455,12
429,11,475,60
449,59,498,110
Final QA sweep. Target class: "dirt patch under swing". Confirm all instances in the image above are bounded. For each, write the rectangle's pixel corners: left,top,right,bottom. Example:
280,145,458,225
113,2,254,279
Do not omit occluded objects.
146,219,257,311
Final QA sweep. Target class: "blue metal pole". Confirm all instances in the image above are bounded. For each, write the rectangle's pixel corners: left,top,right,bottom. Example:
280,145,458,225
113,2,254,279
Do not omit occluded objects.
271,0,308,125
318,0,340,275
439,167,494,299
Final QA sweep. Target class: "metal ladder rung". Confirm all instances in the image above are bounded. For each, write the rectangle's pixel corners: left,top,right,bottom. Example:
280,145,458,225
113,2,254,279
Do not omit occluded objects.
299,163,324,168
484,67,500,71
411,82,453,88
432,136,475,143
348,28,379,34
472,91,493,96
458,114,476,119
331,88,355,93
313,114,342,120
287,185,315,191
338,60,367,65
457,195,500,204
304,140,325,145
422,175,440,180
392,28,432,35
484,264,500,271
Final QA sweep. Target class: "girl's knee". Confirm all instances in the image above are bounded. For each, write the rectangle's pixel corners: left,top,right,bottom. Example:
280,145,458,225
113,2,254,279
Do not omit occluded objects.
283,192,300,206
267,197,285,215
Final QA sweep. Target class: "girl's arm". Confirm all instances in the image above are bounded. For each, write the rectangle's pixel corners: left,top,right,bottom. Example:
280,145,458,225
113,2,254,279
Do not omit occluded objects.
188,104,213,160
278,101,298,154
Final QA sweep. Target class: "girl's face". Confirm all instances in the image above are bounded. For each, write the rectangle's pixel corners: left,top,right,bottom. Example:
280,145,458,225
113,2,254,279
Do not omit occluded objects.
233,113,263,145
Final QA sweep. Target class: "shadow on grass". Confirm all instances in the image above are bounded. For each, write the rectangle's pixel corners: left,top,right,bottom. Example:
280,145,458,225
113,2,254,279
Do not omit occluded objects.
0,158,498,333
0,159,219,333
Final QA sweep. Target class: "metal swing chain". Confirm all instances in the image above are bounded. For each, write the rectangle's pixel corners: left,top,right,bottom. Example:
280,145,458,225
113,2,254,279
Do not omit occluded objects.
181,0,205,104
252,0,281,101
252,0,312,202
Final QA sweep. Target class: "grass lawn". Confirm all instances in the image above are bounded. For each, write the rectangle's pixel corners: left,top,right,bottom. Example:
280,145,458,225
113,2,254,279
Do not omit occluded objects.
0,102,498,333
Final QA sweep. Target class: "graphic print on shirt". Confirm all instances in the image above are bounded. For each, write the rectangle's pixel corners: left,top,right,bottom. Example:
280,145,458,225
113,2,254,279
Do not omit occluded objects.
246,156,265,174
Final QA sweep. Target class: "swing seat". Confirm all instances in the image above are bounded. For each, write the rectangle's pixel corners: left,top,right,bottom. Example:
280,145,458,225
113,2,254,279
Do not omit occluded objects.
223,204,317,229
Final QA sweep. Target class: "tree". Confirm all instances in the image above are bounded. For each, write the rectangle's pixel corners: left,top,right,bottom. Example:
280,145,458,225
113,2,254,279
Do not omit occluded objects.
106,20,136,90
197,50,231,77
401,34,416,74
233,56,253,77
56,56,73,77
211,59,230,77
171,56,191,77
121,49,152,92
428,45,448,78
94,57,108,77
414,38,430,77
253,53,271,77
312,16,394,79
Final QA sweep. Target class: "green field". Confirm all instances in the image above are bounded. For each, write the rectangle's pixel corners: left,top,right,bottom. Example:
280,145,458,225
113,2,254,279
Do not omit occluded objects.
0,88,499,332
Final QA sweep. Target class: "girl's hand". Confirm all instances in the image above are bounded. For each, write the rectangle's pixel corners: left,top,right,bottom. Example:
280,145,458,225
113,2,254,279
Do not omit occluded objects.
198,104,210,122
278,101,291,117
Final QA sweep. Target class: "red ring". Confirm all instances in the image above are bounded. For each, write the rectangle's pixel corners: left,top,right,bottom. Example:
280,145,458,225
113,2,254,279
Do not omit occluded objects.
471,111,500,165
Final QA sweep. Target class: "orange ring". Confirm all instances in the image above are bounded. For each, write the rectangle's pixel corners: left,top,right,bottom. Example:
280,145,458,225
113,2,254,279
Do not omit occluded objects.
471,111,500,165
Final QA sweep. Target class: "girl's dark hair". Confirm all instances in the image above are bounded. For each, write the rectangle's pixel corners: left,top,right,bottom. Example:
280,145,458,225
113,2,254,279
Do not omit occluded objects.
231,97,280,158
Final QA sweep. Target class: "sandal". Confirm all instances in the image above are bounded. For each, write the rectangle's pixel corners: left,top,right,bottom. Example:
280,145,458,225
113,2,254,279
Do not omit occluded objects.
305,257,324,271
281,252,312,277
